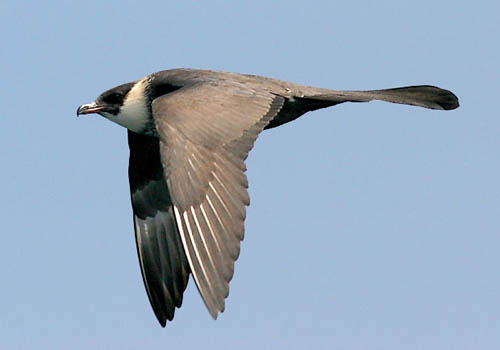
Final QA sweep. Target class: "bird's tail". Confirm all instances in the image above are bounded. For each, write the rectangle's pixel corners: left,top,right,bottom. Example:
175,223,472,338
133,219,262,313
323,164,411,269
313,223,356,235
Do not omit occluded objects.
312,85,459,111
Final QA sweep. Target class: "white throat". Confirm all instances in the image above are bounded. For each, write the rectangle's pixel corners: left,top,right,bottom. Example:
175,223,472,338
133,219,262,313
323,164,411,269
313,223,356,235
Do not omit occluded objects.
101,78,150,133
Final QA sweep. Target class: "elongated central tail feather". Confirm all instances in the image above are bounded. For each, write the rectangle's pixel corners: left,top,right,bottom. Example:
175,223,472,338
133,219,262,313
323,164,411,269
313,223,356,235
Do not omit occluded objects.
313,85,459,110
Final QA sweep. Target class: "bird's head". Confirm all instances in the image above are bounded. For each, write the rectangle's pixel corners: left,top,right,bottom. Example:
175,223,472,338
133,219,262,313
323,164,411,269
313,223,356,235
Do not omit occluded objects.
77,80,151,133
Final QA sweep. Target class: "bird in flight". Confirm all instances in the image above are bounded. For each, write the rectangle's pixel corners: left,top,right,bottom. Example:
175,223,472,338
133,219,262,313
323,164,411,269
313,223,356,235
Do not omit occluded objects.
77,68,459,326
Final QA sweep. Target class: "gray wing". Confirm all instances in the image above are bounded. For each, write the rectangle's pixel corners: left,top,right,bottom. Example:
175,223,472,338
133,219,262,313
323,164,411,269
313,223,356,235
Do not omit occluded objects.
128,131,190,326
153,81,285,318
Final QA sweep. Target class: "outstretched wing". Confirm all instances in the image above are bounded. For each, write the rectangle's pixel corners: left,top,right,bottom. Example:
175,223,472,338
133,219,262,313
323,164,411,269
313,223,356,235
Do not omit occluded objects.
153,81,285,318
128,131,190,326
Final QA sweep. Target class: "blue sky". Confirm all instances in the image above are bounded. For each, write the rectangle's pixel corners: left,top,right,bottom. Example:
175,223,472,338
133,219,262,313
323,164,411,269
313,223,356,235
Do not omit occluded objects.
1,1,498,349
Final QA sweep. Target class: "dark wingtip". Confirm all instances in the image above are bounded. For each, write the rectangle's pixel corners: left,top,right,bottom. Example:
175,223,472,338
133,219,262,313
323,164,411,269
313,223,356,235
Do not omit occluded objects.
154,312,167,327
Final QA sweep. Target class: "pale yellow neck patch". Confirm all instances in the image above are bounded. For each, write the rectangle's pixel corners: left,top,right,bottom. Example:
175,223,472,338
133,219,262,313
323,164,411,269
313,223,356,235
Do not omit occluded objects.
102,78,151,133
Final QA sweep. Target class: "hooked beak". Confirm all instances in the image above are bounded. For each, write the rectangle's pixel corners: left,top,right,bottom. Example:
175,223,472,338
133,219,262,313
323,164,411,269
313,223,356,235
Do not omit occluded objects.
77,102,104,116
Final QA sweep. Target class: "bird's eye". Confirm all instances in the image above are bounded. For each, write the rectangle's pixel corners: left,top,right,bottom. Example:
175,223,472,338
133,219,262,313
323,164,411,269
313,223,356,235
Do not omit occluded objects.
103,92,123,104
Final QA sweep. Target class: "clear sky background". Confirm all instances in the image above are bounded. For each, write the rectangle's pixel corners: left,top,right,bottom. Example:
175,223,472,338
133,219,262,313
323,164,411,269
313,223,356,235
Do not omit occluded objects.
1,1,498,349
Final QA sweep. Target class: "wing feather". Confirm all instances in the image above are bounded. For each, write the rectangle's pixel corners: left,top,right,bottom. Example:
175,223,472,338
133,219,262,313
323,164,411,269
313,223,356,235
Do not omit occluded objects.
153,82,285,318
128,131,190,326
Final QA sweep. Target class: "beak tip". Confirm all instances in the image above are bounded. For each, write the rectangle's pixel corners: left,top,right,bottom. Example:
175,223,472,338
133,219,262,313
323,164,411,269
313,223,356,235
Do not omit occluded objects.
77,102,101,116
